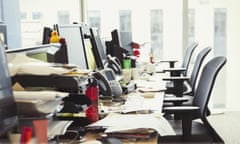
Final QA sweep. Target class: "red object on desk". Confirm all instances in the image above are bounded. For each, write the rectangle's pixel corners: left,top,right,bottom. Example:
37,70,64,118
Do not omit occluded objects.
20,127,32,144
85,78,99,122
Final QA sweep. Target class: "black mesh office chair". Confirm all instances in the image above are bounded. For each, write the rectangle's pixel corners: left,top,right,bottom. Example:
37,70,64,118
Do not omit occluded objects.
163,47,212,100
159,56,226,143
161,42,199,76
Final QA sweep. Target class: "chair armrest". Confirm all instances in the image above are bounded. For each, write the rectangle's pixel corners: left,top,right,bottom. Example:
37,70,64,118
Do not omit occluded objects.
163,106,200,140
162,76,190,81
162,68,186,76
164,106,200,114
160,60,178,68
162,67,186,72
160,60,178,63
164,97,189,103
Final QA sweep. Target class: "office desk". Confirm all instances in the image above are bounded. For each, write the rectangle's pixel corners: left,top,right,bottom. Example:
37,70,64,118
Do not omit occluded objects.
80,73,173,144
83,132,158,144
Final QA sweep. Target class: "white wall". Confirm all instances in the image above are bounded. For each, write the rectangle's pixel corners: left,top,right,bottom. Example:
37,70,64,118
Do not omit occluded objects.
225,0,240,110
188,0,240,111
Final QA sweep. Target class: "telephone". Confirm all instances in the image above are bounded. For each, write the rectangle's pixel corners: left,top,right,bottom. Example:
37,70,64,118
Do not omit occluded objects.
92,68,123,98
105,55,122,75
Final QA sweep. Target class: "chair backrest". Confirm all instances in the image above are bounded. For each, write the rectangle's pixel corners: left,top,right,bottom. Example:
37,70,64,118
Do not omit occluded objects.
0,40,18,136
181,42,199,76
192,56,226,118
189,47,211,95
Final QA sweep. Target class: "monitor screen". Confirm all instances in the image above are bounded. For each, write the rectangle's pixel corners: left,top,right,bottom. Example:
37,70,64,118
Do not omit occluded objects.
57,24,89,69
91,28,107,61
0,39,18,137
111,29,121,49
6,44,68,64
89,27,105,70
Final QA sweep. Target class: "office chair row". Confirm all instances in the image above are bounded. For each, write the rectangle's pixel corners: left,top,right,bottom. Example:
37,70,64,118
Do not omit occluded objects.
158,42,226,143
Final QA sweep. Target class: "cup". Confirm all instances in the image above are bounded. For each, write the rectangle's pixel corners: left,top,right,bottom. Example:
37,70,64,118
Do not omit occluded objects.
9,132,22,144
147,63,156,74
131,68,139,80
33,119,48,144
123,58,131,69
122,69,132,84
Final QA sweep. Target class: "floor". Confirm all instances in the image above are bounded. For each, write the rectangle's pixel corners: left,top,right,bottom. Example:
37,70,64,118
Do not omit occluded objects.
208,110,240,144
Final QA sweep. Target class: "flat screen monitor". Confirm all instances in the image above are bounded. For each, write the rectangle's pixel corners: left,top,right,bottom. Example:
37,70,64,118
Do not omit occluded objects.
111,29,121,49
80,24,97,71
57,24,89,69
106,29,129,67
0,39,18,137
89,27,105,70
42,26,52,44
6,44,68,64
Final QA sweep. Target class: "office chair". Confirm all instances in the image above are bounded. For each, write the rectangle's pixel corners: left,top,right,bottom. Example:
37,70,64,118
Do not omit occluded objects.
160,42,198,76
159,56,226,143
163,47,211,99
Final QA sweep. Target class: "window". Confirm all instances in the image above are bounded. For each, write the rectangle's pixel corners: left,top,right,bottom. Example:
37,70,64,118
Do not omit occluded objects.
58,11,70,24
0,0,3,22
20,12,27,20
214,8,226,56
88,10,101,32
119,10,131,32
213,8,227,109
150,9,163,59
20,0,80,47
87,0,183,62
188,8,195,45
32,12,42,20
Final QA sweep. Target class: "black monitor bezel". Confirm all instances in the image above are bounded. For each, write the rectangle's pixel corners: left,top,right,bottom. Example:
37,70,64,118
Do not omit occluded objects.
6,44,68,64
89,27,105,70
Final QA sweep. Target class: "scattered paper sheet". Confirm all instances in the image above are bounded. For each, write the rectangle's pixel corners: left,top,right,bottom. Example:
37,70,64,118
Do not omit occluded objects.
88,113,176,136
13,90,69,101
7,53,71,76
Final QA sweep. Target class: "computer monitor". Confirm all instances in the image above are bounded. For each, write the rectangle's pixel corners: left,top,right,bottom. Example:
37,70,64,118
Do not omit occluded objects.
0,40,18,137
106,29,129,67
57,24,89,69
89,27,105,70
111,29,121,49
80,24,97,71
6,43,68,64
42,26,52,44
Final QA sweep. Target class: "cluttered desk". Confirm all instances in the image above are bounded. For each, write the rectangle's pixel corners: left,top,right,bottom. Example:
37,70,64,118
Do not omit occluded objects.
5,53,175,144
76,71,176,144
0,22,225,143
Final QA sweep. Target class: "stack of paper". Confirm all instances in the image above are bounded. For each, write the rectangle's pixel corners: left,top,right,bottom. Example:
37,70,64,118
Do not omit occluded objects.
14,91,69,116
87,113,176,138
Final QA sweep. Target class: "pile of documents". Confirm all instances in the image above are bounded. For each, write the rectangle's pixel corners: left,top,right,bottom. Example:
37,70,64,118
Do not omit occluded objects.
14,91,69,116
87,113,176,139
